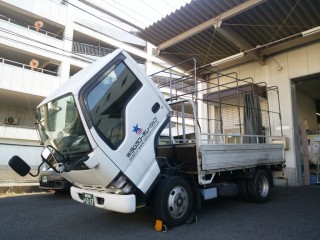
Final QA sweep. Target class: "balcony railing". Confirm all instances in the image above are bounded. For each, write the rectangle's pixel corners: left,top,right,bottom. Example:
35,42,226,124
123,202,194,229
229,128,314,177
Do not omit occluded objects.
0,58,61,97
72,42,113,57
0,124,39,141
72,42,146,64
0,14,63,40
0,57,59,76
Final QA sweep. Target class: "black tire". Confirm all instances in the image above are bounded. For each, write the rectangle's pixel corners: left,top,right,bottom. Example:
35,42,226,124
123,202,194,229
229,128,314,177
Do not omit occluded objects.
237,179,250,200
247,169,271,203
153,176,194,227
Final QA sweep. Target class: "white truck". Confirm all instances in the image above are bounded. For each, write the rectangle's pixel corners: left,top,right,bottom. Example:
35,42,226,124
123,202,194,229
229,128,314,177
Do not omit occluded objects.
9,49,285,228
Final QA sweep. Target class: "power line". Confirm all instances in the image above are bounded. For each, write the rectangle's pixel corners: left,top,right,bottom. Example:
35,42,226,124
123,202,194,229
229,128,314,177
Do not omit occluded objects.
0,27,94,61
162,0,176,10
266,0,301,49
0,28,94,63
101,0,144,25
139,0,165,19
0,10,73,42
0,10,133,49
0,27,150,66
103,0,154,27
64,0,141,35
0,34,91,63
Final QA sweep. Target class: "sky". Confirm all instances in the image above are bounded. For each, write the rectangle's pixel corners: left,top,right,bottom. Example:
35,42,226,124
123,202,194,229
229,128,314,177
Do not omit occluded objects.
78,0,191,30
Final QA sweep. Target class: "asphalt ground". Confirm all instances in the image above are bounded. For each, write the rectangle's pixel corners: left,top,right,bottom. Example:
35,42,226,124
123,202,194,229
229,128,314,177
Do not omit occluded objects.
0,186,319,240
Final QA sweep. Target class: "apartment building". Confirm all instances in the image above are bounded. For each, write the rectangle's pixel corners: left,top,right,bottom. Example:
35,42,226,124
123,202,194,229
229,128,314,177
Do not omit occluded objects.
0,0,168,184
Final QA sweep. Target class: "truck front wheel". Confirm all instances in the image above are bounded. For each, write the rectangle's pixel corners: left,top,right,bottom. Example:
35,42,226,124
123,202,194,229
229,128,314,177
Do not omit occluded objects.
247,169,271,203
153,176,193,227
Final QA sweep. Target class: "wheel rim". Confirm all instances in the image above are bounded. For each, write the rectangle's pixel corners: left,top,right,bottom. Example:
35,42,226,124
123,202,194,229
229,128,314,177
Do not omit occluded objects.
167,185,189,219
258,175,269,198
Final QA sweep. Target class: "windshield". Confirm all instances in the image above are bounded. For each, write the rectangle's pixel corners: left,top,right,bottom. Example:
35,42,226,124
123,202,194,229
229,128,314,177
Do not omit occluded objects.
36,94,91,156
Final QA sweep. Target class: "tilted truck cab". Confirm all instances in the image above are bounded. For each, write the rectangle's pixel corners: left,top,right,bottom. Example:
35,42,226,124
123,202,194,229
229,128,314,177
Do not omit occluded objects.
36,49,171,213
9,49,286,229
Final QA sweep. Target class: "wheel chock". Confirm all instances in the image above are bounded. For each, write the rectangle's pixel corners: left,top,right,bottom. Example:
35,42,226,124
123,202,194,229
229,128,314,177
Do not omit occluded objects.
155,220,167,232
185,212,198,225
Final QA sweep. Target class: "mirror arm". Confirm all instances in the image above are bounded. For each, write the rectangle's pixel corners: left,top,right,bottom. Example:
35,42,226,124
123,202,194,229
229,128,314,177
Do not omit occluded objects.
28,161,45,177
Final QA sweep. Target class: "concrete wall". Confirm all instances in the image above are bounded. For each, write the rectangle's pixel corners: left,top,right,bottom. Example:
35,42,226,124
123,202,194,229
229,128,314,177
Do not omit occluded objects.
0,63,61,97
0,104,39,144
0,104,35,127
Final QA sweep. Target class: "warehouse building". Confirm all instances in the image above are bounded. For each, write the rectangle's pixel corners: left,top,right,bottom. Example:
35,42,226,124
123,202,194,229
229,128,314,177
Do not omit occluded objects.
138,0,320,186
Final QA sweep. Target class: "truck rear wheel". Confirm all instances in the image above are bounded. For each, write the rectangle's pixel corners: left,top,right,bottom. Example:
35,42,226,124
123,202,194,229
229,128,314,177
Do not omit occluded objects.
153,176,193,227
247,169,271,203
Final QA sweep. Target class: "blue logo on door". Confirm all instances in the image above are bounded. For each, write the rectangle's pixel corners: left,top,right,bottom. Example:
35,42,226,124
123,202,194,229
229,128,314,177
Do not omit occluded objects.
133,124,143,135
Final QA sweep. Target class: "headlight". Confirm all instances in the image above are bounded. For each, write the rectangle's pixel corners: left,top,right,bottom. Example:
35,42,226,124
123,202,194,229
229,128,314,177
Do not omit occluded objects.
107,173,134,194
122,183,133,194
113,175,127,189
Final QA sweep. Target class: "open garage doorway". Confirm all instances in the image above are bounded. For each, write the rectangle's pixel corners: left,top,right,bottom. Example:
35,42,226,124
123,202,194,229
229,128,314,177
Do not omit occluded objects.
292,73,320,186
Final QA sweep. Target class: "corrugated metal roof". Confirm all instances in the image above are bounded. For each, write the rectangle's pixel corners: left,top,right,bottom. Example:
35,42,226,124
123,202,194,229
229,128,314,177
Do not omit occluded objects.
139,0,320,69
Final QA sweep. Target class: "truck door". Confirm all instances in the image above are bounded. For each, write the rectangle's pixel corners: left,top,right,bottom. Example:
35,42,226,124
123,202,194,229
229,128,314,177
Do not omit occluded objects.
81,51,170,188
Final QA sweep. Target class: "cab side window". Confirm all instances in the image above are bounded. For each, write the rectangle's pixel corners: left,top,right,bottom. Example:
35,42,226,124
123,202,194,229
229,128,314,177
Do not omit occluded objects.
87,62,142,149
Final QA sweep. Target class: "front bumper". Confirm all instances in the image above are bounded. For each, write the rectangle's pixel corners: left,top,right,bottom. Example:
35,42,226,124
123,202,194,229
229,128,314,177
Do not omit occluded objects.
39,170,71,190
39,179,71,190
70,186,136,213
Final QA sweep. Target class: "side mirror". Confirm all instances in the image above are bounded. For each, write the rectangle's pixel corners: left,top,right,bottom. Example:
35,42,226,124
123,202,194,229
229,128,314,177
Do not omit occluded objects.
41,146,65,173
9,156,31,176
8,156,44,177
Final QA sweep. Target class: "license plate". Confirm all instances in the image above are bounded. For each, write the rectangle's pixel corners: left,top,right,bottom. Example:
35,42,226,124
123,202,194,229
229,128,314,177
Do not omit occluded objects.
42,176,48,183
83,193,95,206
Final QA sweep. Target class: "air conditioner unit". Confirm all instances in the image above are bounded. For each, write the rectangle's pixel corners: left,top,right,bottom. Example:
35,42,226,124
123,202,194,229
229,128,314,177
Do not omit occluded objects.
5,116,18,125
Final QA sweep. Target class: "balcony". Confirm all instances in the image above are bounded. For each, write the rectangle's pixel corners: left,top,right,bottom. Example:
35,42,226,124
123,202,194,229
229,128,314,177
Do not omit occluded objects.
0,14,63,40
1,0,67,27
0,58,61,97
0,124,39,142
0,16,65,61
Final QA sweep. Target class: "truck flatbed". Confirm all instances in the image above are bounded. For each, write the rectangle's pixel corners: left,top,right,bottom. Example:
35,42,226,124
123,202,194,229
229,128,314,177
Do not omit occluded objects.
200,142,284,172
157,140,285,177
